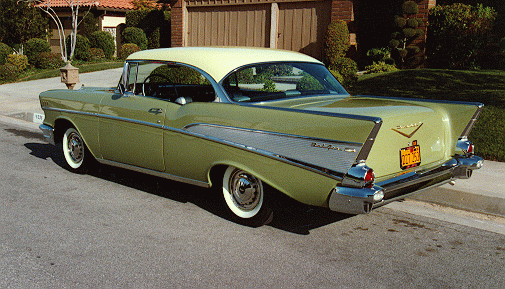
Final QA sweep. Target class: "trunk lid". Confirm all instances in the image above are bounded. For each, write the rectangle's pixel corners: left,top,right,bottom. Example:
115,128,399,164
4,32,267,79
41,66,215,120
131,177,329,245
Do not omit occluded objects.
258,95,456,179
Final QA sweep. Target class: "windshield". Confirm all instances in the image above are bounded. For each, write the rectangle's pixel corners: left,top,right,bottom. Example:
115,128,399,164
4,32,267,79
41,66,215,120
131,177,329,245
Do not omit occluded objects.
222,62,347,103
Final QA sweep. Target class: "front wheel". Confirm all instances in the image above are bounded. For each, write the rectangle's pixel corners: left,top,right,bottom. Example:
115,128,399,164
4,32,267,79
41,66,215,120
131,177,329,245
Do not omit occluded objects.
62,127,91,173
222,166,273,226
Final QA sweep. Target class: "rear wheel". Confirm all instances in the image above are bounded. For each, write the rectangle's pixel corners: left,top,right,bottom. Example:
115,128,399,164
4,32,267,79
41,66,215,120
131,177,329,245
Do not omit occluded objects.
62,127,91,173
222,166,273,226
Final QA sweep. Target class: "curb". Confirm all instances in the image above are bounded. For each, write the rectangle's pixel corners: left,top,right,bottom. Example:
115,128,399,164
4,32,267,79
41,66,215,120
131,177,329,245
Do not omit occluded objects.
409,187,505,218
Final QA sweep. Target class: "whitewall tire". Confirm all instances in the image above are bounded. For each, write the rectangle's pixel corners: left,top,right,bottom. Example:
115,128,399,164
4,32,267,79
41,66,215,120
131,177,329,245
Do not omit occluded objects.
222,166,272,225
62,127,89,173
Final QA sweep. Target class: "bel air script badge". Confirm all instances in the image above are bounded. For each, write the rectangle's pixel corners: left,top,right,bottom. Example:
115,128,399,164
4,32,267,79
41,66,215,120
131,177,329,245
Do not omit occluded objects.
311,142,356,153
391,122,423,138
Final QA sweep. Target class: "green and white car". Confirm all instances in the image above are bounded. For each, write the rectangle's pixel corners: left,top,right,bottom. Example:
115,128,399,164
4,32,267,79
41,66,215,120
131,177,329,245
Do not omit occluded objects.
39,47,484,225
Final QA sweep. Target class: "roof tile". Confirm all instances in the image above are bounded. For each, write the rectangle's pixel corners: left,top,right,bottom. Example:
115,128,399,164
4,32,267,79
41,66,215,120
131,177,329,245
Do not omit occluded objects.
40,0,135,10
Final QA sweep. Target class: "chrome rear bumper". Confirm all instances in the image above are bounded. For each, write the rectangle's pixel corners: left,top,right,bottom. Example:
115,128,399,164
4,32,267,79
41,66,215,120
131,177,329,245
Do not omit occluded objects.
328,155,484,214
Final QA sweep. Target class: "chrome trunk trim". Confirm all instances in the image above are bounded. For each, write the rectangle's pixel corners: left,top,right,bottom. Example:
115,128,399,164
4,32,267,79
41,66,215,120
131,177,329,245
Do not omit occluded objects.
184,123,362,176
460,103,484,138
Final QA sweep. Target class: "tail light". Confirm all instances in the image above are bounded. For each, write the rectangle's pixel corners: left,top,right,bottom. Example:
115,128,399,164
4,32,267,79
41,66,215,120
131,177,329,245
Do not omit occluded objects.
364,168,375,188
457,138,475,155
467,143,474,154
342,163,376,189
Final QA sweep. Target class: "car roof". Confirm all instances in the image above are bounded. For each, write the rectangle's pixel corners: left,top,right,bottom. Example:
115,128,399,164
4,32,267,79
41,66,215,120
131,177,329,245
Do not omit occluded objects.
126,47,323,82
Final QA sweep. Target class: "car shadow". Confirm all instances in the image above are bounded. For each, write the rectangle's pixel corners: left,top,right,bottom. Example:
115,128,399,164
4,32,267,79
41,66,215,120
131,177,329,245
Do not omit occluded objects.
25,141,354,235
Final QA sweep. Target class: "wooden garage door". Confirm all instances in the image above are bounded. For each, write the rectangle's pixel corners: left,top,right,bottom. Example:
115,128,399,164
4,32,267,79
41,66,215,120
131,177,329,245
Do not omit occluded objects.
187,5,271,47
277,1,332,60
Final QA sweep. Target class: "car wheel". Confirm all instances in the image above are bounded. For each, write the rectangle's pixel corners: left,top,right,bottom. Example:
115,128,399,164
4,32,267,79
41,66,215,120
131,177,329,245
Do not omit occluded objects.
222,166,273,226
62,127,90,173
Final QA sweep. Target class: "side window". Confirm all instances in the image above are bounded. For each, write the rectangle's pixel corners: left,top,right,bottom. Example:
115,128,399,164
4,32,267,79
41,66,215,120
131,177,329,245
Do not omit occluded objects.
135,62,215,104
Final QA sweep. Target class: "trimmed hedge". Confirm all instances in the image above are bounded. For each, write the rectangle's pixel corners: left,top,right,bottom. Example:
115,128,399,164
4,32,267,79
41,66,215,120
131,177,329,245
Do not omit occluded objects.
24,38,50,65
119,43,141,60
89,31,115,59
33,52,65,69
126,9,171,49
328,57,358,87
324,20,350,66
0,64,19,82
297,74,324,91
66,34,91,61
122,27,147,50
364,62,399,74
89,48,105,61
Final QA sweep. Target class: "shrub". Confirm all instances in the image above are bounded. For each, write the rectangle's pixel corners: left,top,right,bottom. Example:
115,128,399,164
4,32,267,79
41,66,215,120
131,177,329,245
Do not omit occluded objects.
24,38,50,65
324,20,350,66
0,64,19,82
364,62,399,74
80,13,99,38
0,43,13,65
329,69,344,84
6,54,28,71
126,9,171,49
118,43,141,60
66,34,91,61
261,79,277,92
296,74,324,91
427,3,497,69
389,1,424,68
151,65,209,85
89,31,115,59
89,48,105,61
366,48,390,65
33,52,64,69
122,27,147,50
402,0,419,15
328,57,358,87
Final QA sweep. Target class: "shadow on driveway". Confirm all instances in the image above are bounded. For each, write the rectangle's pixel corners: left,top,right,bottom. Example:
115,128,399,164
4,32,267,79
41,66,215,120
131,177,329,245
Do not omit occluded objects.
25,141,353,235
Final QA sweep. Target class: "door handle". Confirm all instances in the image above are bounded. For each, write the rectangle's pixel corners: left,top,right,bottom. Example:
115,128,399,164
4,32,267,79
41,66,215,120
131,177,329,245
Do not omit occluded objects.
148,108,163,114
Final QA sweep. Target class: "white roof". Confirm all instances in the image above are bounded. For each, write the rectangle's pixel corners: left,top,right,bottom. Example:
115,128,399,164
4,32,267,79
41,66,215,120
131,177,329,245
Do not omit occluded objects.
127,47,323,82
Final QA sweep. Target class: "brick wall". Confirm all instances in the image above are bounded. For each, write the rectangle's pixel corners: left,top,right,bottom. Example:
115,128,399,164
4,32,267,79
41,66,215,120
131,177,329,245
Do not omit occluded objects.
331,0,354,23
411,0,437,67
171,0,184,47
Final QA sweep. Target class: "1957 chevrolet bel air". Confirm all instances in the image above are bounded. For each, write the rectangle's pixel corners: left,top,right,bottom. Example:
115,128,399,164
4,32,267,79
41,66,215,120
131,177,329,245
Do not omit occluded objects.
39,47,483,225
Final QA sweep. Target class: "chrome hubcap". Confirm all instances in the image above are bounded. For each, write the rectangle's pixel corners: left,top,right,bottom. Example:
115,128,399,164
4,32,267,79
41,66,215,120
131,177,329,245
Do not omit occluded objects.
229,170,262,211
67,132,84,163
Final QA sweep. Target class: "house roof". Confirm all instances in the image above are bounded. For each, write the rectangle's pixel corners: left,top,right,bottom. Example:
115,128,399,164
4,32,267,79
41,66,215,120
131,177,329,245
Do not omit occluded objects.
39,0,134,10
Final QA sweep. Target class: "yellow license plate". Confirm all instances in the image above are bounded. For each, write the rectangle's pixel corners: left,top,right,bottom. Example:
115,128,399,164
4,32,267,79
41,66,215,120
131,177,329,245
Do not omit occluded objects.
400,143,421,170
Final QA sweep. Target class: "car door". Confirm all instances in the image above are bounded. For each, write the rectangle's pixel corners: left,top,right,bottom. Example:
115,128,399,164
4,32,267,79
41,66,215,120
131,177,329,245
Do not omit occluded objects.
98,62,168,171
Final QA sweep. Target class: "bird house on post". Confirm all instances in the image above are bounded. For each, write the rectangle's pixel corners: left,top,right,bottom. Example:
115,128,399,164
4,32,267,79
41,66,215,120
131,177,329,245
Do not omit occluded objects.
60,62,79,89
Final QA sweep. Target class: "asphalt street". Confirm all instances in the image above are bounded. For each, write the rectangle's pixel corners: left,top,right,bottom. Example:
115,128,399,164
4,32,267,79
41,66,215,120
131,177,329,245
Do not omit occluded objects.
1,120,505,287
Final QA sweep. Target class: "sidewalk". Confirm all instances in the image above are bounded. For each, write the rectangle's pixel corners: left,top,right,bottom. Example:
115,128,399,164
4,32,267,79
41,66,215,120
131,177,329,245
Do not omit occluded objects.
1,68,504,218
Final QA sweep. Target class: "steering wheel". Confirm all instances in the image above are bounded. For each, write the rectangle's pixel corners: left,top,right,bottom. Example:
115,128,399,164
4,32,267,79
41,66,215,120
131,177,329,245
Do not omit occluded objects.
142,74,177,98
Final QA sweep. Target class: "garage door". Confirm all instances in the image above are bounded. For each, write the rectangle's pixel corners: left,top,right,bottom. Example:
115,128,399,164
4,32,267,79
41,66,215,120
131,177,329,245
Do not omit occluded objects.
277,1,332,60
187,5,271,47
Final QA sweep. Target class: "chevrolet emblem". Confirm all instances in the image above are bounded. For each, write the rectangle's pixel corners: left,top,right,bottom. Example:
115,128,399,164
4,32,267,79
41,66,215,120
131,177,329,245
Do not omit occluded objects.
391,122,423,138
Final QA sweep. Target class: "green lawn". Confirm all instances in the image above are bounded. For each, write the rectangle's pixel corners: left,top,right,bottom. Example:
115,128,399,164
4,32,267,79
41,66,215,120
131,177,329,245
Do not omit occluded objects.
348,69,505,162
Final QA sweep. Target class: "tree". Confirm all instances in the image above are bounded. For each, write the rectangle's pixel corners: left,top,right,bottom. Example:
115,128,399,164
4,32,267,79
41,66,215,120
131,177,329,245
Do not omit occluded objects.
20,0,97,62
0,0,49,52
388,1,424,67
